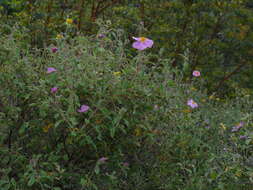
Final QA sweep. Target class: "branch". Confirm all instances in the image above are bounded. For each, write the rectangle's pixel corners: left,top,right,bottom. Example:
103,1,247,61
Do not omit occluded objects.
97,0,121,17
78,0,86,30
8,129,13,150
214,61,247,92
90,0,122,22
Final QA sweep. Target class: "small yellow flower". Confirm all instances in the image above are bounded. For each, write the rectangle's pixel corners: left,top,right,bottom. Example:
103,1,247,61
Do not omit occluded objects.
47,172,53,176
163,2,172,8
95,120,102,124
66,138,73,144
235,170,242,177
0,66,6,73
69,128,79,131
220,123,226,130
190,87,197,91
159,156,167,161
209,95,215,100
134,128,142,136
113,71,121,76
66,18,73,24
56,34,63,39
182,109,192,113
151,129,161,135
42,123,53,133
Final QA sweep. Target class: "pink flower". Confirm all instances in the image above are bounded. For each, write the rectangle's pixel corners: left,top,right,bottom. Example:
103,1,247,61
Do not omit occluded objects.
98,34,106,38
78,105,90,113
153,105,159,110
123,162,129,167
231,122,244,132
187,99,198,109
132,37,153,51
50,87,58,93
192,70,200,77
239,135,248,139
51,47,58,53
47,67,57,73
98,157,108,163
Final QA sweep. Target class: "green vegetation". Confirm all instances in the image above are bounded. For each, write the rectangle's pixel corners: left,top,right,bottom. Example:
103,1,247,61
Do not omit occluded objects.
0,0,253,189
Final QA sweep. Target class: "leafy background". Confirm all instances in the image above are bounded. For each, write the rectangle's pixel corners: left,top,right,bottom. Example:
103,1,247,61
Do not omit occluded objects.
0,0,253,189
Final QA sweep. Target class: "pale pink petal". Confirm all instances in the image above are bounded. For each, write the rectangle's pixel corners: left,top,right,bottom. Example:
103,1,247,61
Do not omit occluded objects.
187,99,198,109
78,105,90,113
50,87,58,93
98,157,108,163
239,135,247,139
193,70,201,77
132,41,147,50
143,39,154,48
132,37,154,50
47,67,57,73
51,47,58,53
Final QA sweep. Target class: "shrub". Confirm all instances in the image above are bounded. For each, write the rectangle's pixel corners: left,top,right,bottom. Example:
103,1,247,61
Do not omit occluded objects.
0,29,253,190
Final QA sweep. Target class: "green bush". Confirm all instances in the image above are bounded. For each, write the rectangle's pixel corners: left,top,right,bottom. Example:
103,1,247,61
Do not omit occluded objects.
1,0,253,94
0,29,253,190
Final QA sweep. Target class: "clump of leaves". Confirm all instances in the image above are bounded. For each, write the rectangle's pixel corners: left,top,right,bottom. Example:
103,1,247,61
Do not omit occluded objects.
0,29,253,190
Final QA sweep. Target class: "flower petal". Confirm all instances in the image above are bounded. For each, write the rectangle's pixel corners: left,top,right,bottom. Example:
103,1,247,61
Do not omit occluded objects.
50,87,58,93
193,70,201,77
132,37,140,41
78,105,90,113
143,39,154,48
132,41,147,50
47,67,57,73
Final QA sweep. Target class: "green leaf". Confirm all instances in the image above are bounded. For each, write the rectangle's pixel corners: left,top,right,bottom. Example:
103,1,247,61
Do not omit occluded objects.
210,172,218,180
94,163,100,175
110,126,116,138
53,187,61,190
28,176,36,187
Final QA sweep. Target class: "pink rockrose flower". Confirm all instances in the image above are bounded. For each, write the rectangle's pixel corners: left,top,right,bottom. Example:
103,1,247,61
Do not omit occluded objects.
187,99,198,109
51,47,58,53
231,122,244,132
153,105,159,111
78,105,90,113
47,67,57,73
192,70,201,77
98,157,108,163
98,34,106,38
239,135,248,139
123,162,129,167
50,87,58,93
132,37,153,51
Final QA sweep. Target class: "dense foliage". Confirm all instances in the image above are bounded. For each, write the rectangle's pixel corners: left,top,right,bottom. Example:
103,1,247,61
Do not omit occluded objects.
1,27,253,190
0,0,253,94
0,0,253,189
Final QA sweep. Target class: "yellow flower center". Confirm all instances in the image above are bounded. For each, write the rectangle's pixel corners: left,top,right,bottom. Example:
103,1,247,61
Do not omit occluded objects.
139,37,147,43
66,18,73,24
42,123,53,133
56,34,63,39
113,71,121,76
